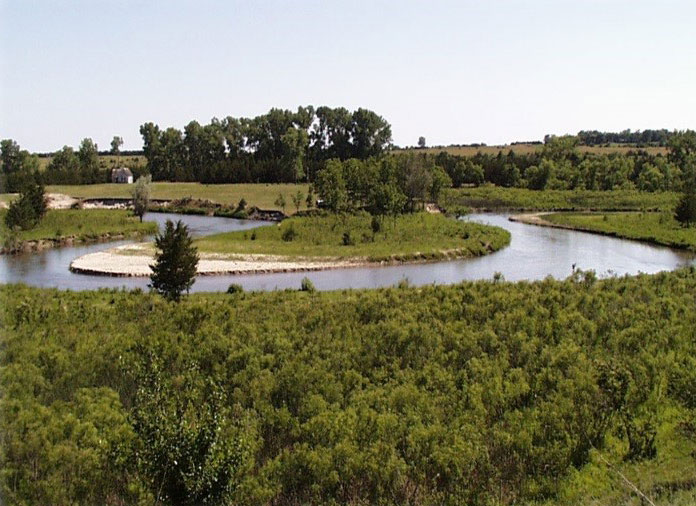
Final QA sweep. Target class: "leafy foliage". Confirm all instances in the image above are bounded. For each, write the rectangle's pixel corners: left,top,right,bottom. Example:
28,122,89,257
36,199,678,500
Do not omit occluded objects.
2,269,696,504
149,220,199,301
674,191,696,227
4,181,47,230
132,174,152,222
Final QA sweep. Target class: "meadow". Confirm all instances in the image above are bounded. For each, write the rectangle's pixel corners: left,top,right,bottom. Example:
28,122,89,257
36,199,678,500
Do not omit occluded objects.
42,182,311,211
544,212,696,252
0,209,156,250
1,269,695,505
193,212,511,262
440,186,680,212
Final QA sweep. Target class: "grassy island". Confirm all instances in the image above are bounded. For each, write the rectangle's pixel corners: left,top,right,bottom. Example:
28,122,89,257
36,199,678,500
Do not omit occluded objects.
193,212,511,262
544,212,696,252
0,209,157,252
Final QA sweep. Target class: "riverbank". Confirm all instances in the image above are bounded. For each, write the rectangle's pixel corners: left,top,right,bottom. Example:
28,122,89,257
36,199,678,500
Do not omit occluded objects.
0,209,157,254
510,211,696,252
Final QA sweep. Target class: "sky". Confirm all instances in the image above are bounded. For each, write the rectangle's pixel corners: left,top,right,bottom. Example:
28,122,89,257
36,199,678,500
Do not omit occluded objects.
1,0,695,152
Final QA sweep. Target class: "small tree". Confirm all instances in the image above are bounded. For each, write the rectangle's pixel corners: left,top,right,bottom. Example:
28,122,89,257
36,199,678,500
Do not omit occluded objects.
150,220,199,301
305,188,314,209
274,193,287,214
5,181,47,230
418,136,426,149
675,190,696,227
291,190,303,213
132,175,152,222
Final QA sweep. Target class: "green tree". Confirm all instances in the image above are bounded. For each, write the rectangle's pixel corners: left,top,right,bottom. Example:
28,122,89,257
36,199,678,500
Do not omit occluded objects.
4,181,47,230
132,175,152,222
149,220,199,301
274,193,287,214
78,138,100,183
418,136,426,148
291,190,304,213
428,165,452,202
111,135,124,169
675,190,696,227
314,160,348,212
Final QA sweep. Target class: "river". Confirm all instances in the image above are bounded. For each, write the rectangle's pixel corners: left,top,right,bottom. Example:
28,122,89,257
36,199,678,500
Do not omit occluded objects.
1,212,694,292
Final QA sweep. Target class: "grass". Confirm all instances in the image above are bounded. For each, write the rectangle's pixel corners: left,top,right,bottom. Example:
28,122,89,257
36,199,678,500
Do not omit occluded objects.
544,211,696,252
36,154,147,171
193,212,510,262
395,143,669,157
0,209,157,245
440,186,680,212
39,182,311,211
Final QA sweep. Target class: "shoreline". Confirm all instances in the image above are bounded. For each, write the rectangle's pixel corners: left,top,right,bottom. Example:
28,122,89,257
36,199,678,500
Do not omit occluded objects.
509,212,696,252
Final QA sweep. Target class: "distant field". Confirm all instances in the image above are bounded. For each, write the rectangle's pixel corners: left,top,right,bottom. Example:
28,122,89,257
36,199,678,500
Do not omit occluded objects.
36,154,147,171
544,211,696,251
440,186,679,212
395,143,669,157
43,182,311,211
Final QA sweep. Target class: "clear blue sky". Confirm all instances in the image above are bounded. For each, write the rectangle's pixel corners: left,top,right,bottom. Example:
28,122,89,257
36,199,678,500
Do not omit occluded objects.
1,0,695,152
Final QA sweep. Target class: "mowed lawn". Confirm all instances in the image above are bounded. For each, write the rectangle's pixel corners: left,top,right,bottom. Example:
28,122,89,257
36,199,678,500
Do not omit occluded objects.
194,213,511,261
544,211,696,251
0,209,157,242
42,182,311,211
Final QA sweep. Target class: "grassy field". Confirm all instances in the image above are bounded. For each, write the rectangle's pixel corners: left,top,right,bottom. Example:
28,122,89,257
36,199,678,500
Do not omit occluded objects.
0,209,156,245
194,212,510,261
39,182,311,211
440,186,680,212
544,211,696,252
395,143,669,157
36,154,147,171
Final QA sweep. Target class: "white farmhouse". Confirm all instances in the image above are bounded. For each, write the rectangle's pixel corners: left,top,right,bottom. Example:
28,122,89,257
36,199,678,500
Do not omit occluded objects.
111,167,134,184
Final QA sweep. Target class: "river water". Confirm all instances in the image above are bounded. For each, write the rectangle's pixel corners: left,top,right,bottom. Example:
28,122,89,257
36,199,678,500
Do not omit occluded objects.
1,212,694,292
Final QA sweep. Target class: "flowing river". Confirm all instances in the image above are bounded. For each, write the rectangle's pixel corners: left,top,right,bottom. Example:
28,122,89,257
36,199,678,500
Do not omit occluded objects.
1,212,694,292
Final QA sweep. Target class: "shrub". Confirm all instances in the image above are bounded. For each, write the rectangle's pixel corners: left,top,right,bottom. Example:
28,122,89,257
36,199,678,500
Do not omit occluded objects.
4,182,47,230
300,277,315,292
227,284,244,294
282,225,296,242
342,231,354,246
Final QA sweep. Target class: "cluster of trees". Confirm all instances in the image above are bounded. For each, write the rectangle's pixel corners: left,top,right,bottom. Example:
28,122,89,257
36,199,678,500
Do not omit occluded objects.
574,128,675,146
313,154,451,215
431,131,696,192
139,106,392,184
2,268,696,504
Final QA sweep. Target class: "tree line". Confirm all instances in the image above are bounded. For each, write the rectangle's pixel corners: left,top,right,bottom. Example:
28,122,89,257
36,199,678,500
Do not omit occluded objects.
573,128,675,146
139,106,392,184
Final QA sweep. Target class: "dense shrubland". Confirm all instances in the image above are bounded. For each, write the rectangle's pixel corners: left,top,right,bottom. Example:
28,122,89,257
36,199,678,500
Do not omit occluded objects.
2,269,696,504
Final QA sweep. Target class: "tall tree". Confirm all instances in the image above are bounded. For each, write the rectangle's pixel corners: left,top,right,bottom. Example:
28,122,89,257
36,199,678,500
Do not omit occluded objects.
78,138,100,183
132,175,152,222
149,220,199,301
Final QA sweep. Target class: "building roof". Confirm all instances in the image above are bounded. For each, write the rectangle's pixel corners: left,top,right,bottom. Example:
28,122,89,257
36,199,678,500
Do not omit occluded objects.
112,167,133,176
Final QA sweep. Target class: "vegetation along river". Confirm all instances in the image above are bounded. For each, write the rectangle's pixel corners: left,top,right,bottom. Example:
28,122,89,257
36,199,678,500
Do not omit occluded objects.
1,212,694,292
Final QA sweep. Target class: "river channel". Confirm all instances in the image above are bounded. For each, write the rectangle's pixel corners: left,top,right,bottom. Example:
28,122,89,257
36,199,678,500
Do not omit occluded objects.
1,212,694,292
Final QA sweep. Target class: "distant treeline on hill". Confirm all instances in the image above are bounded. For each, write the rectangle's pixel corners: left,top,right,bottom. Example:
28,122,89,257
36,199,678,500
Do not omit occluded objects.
566,129,676,146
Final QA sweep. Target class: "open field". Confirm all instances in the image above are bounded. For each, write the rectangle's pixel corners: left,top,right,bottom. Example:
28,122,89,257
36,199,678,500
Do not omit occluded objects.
543,211,696,251
2,269,695,504
193,212,510,262
0,209,156,250
440,186,680,212
35,154,147,171
395,143,669,157
39,182,311,211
